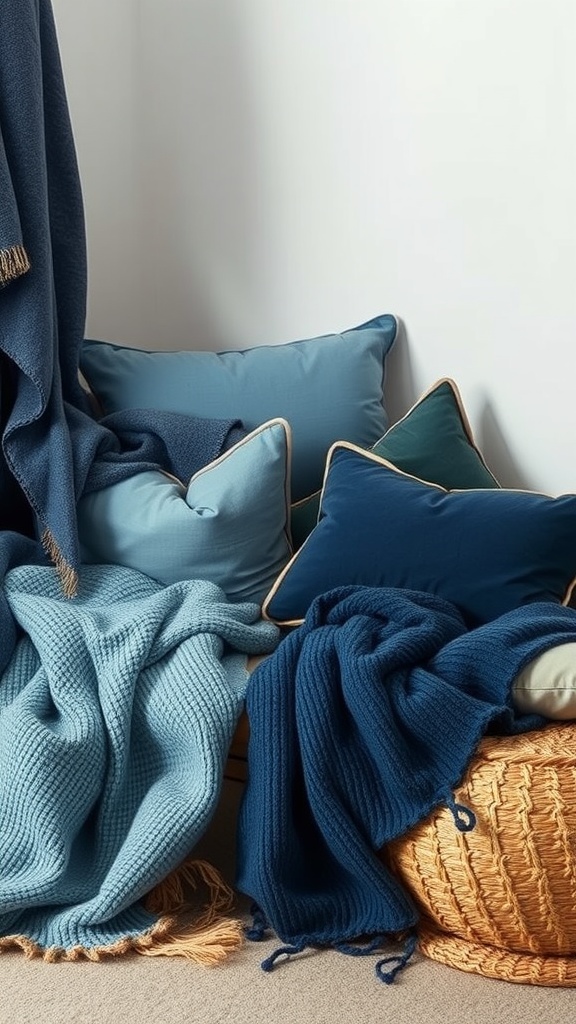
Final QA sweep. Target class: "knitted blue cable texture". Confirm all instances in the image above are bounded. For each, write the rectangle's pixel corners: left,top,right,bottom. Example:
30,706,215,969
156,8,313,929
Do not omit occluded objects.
236,585,576,977
0,563,279,954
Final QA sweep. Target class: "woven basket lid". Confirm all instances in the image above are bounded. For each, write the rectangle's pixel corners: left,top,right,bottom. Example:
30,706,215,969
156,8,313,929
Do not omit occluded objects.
384,722,576,986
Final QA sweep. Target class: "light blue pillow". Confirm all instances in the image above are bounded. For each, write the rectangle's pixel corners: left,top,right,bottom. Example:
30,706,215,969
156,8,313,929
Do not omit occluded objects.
80,314,398,502
263,442,576,627
78,419,292,605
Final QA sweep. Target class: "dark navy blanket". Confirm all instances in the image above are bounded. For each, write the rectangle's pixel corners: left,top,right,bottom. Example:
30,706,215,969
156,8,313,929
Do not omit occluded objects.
236,585,576,978
0,0,94,583
0,1,243,595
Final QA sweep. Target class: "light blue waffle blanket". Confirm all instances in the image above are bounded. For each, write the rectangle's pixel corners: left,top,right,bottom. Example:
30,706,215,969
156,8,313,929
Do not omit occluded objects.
0,563,279,956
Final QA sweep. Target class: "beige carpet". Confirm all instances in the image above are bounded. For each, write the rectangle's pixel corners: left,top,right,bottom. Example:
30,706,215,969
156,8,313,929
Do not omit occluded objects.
1,780,575,1024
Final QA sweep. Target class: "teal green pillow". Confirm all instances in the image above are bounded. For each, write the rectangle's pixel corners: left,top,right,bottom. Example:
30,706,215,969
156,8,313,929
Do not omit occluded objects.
80,314,397,503
263,442,576,628
78,419,292,605
290,377,499,550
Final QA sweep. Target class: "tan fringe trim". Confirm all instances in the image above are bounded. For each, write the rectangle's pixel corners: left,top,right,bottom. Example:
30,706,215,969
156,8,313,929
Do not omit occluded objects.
0,859,244,966
41,528,78,598
144,857,235,918
135,914,244,965
140,857,244,965
0,244,30,286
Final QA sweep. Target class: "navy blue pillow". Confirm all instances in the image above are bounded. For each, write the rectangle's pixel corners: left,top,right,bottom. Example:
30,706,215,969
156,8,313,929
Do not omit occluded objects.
263,443,576,628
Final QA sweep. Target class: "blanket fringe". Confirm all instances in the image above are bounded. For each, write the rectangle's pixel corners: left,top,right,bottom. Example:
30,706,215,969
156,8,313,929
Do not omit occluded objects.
375,932,418,984
0,859,244,965
144,857,236,919
136,914,245,966
0,914,242,965
41,528,78,598
138,857,246,965
0,244,30,286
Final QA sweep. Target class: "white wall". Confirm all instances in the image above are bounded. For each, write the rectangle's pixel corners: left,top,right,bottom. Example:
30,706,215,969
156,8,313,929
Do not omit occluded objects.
53,0,576,495
52,0,141,343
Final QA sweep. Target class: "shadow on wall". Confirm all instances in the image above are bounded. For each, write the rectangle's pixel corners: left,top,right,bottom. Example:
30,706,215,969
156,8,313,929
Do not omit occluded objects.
477,402,535,492
383,318,419,427
384,321,532,492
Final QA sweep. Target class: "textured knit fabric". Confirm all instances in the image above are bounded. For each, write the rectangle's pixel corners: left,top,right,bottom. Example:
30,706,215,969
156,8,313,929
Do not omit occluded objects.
83,408,246,493
236,585,576,958
0,563,279,954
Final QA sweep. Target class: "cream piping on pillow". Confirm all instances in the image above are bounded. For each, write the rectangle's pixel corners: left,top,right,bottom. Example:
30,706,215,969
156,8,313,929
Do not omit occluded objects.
262,440,576,627
375,376,499,484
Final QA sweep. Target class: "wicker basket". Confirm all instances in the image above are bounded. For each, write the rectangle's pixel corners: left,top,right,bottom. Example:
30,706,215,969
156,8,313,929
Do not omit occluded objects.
384,723,576,986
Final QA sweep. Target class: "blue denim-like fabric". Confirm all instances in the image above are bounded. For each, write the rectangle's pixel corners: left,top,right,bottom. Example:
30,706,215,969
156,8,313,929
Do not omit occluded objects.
0,0,93,581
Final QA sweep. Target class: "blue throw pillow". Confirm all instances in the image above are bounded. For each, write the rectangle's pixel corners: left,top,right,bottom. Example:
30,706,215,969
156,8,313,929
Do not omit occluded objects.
263,442,576,628
78,419,292,605
80,314,397,502
290,376,500,549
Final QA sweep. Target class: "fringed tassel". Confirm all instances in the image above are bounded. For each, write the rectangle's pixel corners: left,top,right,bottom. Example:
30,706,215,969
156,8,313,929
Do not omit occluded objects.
444,793,476,833
140,857,245,965
375,932,418,985
245,903,270,942
136,914,244,966
144,857,236,920
259,929,419,981
335,934,388,957
0,931,150,963
0,244,30,286
41,528,78,598
260,940,307,972
0,859,244,966
0,916,242,965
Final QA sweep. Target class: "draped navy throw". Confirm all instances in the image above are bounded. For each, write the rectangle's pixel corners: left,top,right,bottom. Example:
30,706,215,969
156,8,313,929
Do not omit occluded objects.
236,586,576,978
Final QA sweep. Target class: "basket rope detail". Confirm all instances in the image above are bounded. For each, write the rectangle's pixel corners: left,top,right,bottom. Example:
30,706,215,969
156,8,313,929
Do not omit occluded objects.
384,723,576,986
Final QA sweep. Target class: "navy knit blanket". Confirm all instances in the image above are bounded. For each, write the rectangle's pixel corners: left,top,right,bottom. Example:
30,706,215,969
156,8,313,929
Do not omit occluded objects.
236,585,576,979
